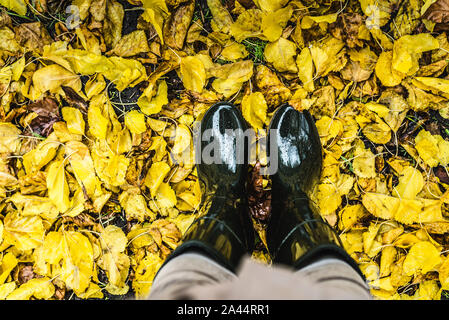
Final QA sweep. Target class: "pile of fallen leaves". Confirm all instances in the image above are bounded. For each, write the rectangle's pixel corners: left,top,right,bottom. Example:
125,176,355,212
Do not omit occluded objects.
0,0,449,300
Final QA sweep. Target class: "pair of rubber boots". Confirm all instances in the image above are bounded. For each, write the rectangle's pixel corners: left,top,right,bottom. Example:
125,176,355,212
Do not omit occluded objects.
165,102,363,277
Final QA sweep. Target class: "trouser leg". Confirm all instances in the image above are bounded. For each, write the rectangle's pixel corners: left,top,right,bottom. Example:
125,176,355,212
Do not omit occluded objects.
148,252,237,299
293,257,372,299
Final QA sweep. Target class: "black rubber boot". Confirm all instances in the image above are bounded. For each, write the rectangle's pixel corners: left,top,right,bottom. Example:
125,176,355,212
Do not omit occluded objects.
162,102,254,273
267,103,364,278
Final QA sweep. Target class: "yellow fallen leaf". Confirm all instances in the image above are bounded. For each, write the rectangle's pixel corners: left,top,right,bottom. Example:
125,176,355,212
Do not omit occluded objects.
230,9,264,42
403,241,441,276
172,124,191,155
439,257,449,289
211,60,254,97
220,42,249,61
132,253,164,298
141,0,169,44
0,123,21,154
254,0,289,12
0,0,27,16
414,77,449,96
362,192,444,224
156,182,177,209
0,282,16,299
264,37,298,73
41,230,94,295
352,141,377,178
124,110,147,134
138,80,168,115
99,225,128,255
46,160,70,213
380,246,397,277
338,204,367,230
392,34,439,75
119,191,156,222
31,64,81,100
0,252,18,284
145,161,171,197
180,56,206,93
6,277,55,300
313,183,342,215
375,51,406,87
415,129,449,167
3,212,44,251
296,47,315,92
241,92,268,131
309,37,346,77
261,5,293,42
62,107,85,135
301,14,338,29
392,166,424,199
208,0,234,34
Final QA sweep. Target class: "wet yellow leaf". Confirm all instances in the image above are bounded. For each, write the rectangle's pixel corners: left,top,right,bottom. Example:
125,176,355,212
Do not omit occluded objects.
0,282,16,299
375,51,406,87
46,161,70,213
415,129,449,167
172,124,191,155
124,110,147,134
230,9,264,42
3,212,44,251
180,56,206,93
0,0,26,15
392,166,424,199
119,191,156,222
264,37,298,73
0,252,18,284
6,277,55,300
133,253,164,298
241,92,268,131
145,161,171,198
62,107,85,135
296,47,315,92
403,241,441,276
0,123,21,154
261,5,293,42
353,141,376,178
141,0,169,44
41,231,94,295
392,34,439,75
156,182,177,209
138,80,168,115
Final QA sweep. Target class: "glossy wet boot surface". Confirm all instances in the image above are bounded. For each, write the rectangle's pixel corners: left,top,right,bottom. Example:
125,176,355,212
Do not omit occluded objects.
267,104,364,277
165,102,254,272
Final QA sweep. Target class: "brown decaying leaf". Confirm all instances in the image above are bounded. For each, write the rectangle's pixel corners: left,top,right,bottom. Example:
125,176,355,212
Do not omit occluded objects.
164,0,196,50
248,162,271,222
26,97,61,137
423,0,449,23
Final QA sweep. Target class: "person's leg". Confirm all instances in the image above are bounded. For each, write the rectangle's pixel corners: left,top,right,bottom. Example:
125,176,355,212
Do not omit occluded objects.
150,255,370,300
266,104,371,299
149,252,237,299
293,256,371,299
149,102,254,299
